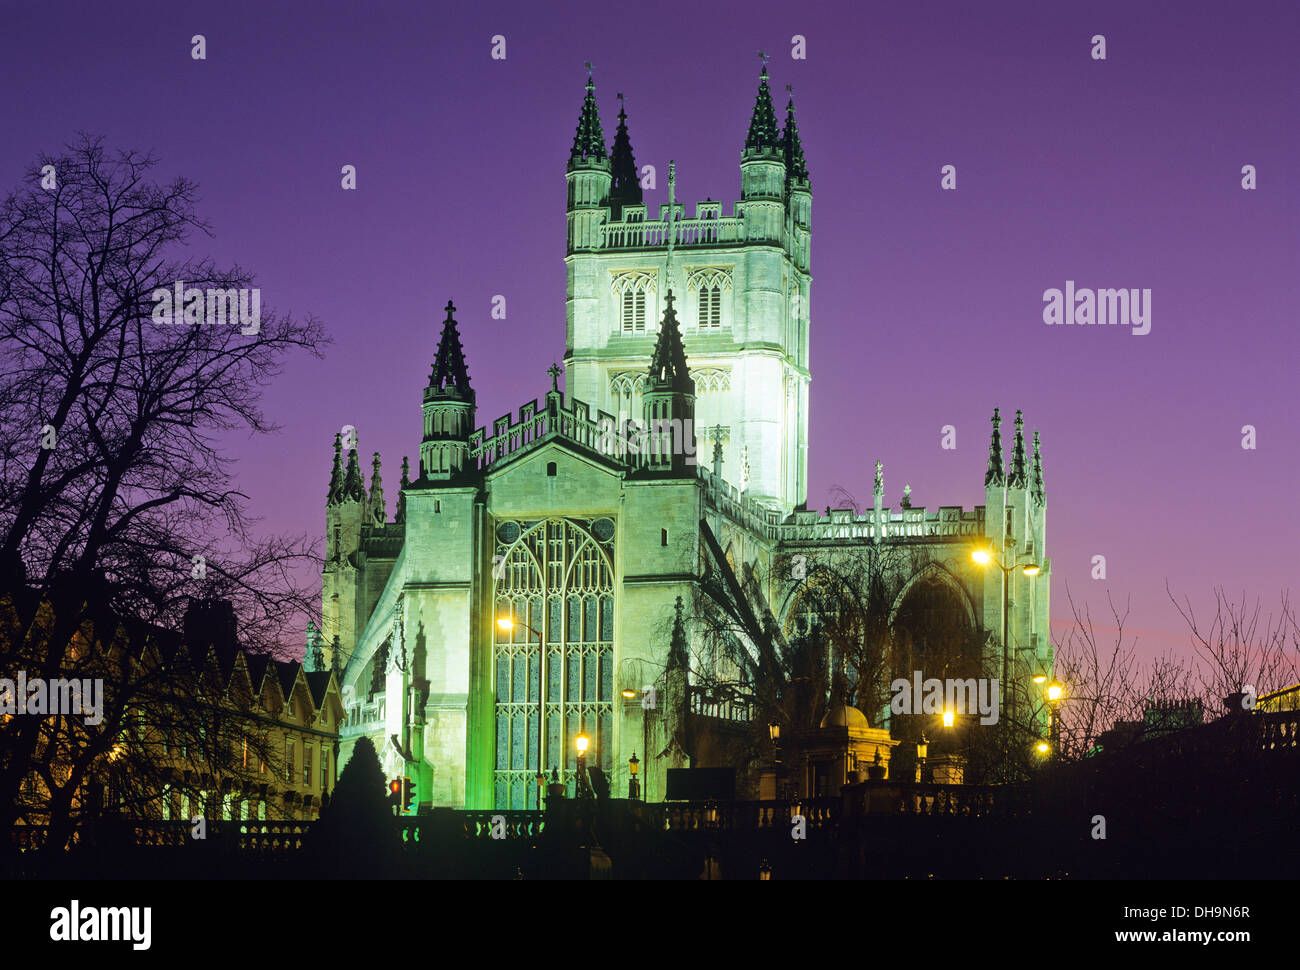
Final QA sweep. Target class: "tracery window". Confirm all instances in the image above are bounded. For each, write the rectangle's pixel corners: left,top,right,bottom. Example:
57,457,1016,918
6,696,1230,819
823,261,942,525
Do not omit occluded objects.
611,272,656,334
687,268,732,330
493,517,616,809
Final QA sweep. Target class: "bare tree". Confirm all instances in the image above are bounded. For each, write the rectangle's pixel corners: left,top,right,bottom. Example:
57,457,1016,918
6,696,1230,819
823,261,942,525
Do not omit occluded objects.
0,135,326,844
1050,585,1144,761
1168,584,1300,712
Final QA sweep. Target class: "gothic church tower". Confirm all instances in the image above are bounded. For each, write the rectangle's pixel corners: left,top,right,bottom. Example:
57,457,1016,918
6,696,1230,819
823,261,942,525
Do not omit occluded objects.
564,63,812,512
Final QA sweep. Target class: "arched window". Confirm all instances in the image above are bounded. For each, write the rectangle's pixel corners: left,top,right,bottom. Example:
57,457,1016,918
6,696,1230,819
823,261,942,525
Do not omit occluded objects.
687,268,732,330
611,272,657,334
892,573,975,672
493,517,616,809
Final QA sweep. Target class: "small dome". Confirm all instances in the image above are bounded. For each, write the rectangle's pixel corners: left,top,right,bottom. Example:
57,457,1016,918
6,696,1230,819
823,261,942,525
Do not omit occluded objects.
820,704,869,730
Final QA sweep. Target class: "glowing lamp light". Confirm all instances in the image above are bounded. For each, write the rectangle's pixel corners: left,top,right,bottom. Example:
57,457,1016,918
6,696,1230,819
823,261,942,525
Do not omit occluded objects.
496,617,514,633
1022,563,1041,576
1047,682,1064,702
1035,741,1050,755
622,688,637,699
971,549,992,565
629,752,640,776
575,733,590,757
942,709,955,728
1033,673,1048,685
768,723,781,742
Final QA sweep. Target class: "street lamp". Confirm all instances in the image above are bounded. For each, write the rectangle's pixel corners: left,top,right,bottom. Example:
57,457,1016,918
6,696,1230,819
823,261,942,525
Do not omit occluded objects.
575,732,593,800
972,543,1041,721
1046,680,1065,754
628,752,640,800
916,733,929,783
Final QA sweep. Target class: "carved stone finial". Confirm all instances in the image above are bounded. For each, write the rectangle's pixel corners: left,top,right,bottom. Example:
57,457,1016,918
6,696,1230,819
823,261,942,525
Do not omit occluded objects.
548,362,562,392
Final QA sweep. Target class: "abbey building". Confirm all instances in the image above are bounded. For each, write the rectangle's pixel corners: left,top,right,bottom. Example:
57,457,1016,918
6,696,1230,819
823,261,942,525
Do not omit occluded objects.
318,65,1053,810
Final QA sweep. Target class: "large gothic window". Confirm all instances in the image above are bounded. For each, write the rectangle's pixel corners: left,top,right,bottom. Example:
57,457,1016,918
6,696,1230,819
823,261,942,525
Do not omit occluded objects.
493,517,616,809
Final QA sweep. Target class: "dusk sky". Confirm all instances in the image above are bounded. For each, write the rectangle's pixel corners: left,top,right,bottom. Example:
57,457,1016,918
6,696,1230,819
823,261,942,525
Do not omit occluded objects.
5,0,1297,664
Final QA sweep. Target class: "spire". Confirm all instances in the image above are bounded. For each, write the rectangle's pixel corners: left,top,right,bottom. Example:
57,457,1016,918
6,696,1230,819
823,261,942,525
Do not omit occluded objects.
873,459,884,501
396,456,410,523
666,596,689,672
647,290,693,394
1008,410,1028,488
985,408,1006,487
429,300,474,400
568,68,608,168
343,442,366,503
1031,432,1045,505
608,91,642,215
326,433,344,505
307,622,325,671
368,452,385,524
781,86,808,181
744,55,781,155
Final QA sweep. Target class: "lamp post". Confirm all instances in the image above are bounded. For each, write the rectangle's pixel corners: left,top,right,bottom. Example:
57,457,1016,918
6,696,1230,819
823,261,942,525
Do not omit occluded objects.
575,732,593,800
971,544,1040,723
768,722,783,800
916,733,929,784
628,752,640,800
623,686,652,802
1046,680,1064,756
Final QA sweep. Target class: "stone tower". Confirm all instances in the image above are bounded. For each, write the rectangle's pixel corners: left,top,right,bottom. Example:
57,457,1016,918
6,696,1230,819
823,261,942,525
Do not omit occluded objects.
564,64,812,512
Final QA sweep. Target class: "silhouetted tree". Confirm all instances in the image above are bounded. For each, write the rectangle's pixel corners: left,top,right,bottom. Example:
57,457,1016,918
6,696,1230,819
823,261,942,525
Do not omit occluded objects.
0,135,326,843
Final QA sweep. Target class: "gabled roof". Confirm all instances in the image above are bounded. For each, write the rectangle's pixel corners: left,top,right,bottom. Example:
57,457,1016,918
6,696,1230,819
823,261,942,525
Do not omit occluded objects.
305,671,333,708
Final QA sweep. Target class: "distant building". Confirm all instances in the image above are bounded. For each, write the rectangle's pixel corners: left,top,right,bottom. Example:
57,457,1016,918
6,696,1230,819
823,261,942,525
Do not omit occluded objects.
8,596,343,833
1257,684,1300,713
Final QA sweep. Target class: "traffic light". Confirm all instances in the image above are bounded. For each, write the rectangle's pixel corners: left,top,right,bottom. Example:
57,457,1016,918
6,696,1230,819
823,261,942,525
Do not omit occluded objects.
387,778,401,815
402,776,416,815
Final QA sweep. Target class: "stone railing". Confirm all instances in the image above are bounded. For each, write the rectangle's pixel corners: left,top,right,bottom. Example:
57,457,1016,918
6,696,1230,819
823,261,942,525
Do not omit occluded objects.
648,798,840,832
457,811,546,840
688,683,755,722
599,216,746,251
843,781,1021,818
469,392,615,471
1258,710,1300,752
776,505,986,544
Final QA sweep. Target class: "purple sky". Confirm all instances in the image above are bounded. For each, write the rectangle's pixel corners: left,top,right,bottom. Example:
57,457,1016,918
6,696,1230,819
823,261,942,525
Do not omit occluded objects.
5,0,1298,666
